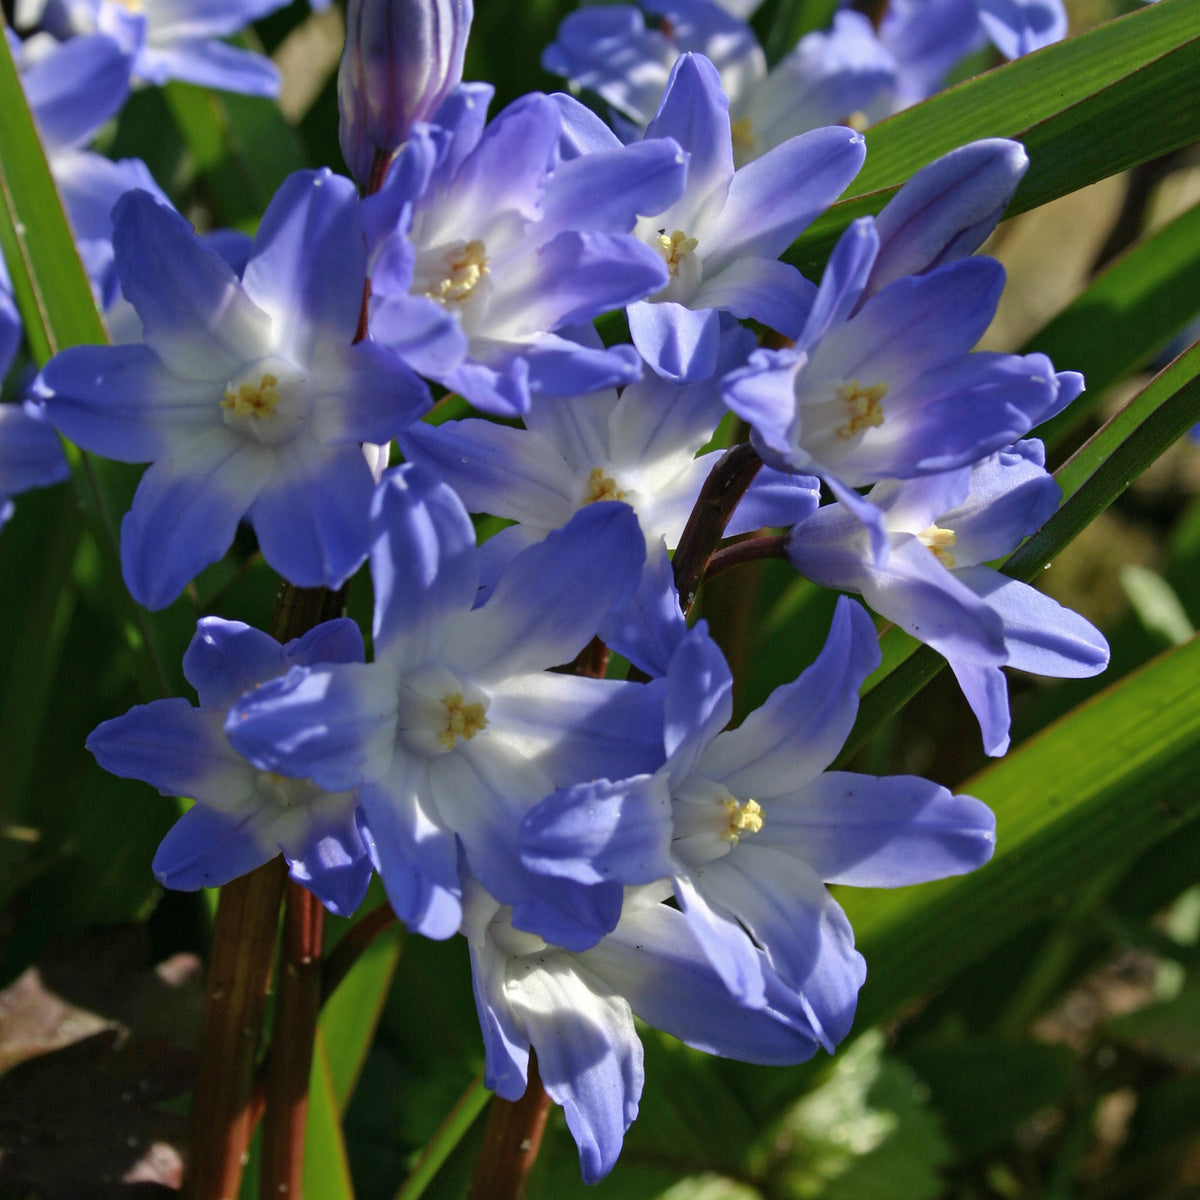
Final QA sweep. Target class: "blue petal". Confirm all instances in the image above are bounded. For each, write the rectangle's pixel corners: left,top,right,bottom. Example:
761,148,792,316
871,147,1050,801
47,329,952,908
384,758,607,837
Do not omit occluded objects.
975,0,1067,58
585,897,821,1062
793,217,879,355
88,697,249,799
20,33,131,150
692,256,816,338
152,804,274,890
597,539,689,678
226,661,399,792
359,757,462,938
182,618,286,707
699,597,880,797
134,39,280,96
704,124,866,269
120,429,275,610
242,169,365,355
0,403,70,496
449,502,645,680
948,657,1011,755
766,770,996,886
957,566,1110,678
699,849,865,1051
628,299,721,382
369,462,480,663
663,621,732,779
35,344,213,463
521,773,674,887
867,139,1028,299
111,190,275,381
249,440,375,590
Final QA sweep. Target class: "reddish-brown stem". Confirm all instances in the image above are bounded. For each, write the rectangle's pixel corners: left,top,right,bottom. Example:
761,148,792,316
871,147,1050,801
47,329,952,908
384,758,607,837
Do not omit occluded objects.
260,881,326,1198
466,1052,553,1200
183,584,346,1200
704,534,789,582
671,441,764,617
183,858,288,1200
320,901,400,1005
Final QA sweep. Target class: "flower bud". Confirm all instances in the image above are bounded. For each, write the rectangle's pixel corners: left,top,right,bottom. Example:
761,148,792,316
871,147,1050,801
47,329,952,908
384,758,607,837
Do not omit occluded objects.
338,0,473,189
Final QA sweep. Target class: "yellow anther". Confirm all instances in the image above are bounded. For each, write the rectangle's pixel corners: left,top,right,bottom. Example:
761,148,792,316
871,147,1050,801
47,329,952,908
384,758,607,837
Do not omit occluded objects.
427,239,489,303
582,467,626,505
834,379,888,439
730,116,758,158
654,229,699,276
439,692,488,749
844,110,870,133
722,797,764,845
221,372,280,419
919,524,957,569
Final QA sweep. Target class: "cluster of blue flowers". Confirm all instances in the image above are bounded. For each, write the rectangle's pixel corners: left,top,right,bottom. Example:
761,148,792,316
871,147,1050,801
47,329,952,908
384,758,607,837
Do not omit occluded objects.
6,0,1109,1181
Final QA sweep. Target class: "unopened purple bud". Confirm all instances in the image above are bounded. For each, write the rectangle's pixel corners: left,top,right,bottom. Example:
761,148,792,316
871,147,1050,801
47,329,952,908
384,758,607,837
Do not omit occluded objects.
338,0,473,189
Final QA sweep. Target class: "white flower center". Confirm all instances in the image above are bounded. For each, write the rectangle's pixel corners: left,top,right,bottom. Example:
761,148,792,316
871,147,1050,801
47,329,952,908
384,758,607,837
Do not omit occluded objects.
582,467,627,505
395,664,491,758
834,378,888,440
671,778,765,866
416,239,490,305
220,357,309,446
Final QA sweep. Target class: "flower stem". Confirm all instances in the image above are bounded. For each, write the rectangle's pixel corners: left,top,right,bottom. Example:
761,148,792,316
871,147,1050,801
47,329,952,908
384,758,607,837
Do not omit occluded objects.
465,1052,553,1200
704,533,789,582
321,901,400,1005
260,879,326,1198
183,857,288,1200
672,441,764,616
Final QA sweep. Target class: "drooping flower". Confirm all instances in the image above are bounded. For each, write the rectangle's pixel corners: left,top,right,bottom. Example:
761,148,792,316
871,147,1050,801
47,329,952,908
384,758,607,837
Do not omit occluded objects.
786,440,1109,754
88,618,375,915
520,598,997,1046
465,874,822,1183
36,172,431,609
224,464,667,941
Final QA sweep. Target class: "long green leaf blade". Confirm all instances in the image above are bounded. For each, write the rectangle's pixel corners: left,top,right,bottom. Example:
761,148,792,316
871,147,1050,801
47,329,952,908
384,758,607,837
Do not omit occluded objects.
842,632,1200,1028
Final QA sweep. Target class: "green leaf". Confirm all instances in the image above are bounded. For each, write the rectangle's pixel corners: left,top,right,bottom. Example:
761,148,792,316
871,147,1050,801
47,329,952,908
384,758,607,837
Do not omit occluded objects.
839,632,1200,1029
785,0,1200,276
0,20,107,360
303,1035,356,1200
321,918,403,1113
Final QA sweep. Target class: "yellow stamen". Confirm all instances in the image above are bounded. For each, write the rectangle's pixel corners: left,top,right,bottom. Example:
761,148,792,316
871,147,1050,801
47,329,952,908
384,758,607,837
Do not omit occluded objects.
834,379,888,439
221,373,280,419
919,524,957,569
844,110,870,133
427,239,489,304
439,692,488,749
722,797,764,845
654,229,699,276
582,467,626,505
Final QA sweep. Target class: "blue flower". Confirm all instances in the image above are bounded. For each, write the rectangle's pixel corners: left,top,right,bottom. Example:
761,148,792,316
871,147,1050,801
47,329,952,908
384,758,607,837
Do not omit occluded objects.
625,53,865,381
363,85,687,415
19,0,286,95
87,618,374,915
224,464,666,940
36,172,431,609
786,440,1109,754
464,874,821,1183
520,599,997,1046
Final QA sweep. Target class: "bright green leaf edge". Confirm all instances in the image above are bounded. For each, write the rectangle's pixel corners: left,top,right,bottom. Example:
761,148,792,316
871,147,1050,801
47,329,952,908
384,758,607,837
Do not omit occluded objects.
0,17,107,359
841,338,1200,763
842,630,1200,1029
784,0,1200,276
